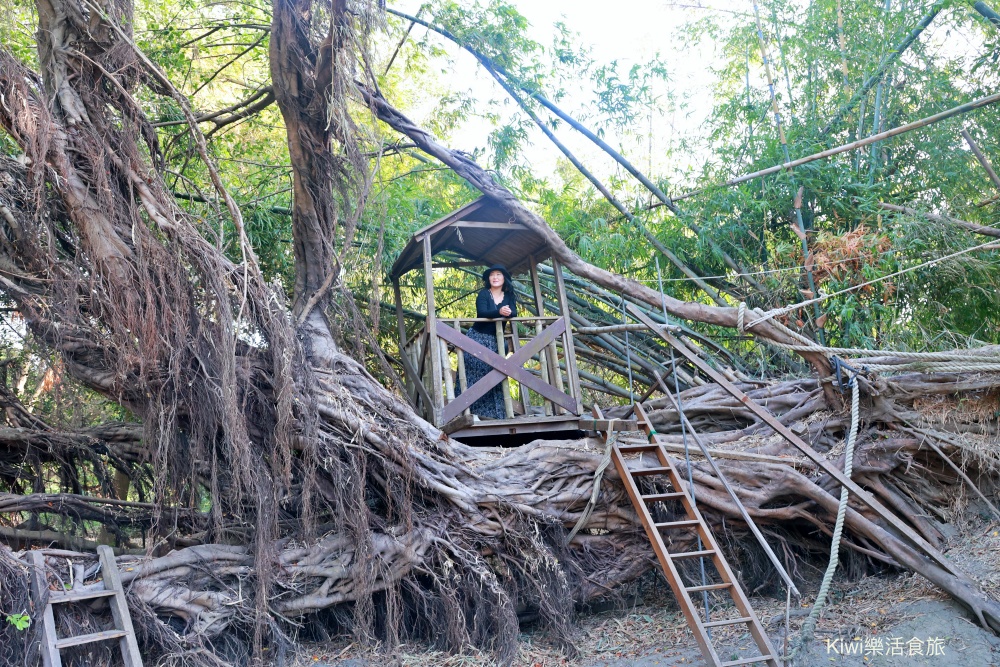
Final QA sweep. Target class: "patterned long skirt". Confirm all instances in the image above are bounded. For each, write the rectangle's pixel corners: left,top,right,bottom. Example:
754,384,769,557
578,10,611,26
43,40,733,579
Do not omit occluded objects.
461,328,507,419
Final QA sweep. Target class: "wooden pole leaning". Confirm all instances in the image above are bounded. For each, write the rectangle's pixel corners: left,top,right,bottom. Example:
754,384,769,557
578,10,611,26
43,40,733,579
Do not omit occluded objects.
422,235,443,425
962,128,1000,190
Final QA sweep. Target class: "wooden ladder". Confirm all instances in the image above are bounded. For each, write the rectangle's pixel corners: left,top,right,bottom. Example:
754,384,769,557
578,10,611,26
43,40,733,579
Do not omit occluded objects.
599,404,778,667
28,545,144,667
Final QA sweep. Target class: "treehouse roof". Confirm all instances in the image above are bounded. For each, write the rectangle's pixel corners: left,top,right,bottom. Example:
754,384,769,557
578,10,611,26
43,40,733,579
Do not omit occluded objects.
389,196,552,279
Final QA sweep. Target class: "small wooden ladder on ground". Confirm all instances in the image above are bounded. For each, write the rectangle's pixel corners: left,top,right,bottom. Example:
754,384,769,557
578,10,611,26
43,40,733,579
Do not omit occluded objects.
597,404,778,667
28,545,144,667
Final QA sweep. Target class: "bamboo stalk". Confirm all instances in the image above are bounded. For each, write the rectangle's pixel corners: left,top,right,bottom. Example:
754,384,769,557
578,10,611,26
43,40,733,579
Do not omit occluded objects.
573,344,656,388
672,87,1000,202
961,129,1000,194
877,203,1000,239
975,1,1000,27
821,1,945,135
576,323,678,335
837,0,849,86
496,321,514,419
753,1,824,343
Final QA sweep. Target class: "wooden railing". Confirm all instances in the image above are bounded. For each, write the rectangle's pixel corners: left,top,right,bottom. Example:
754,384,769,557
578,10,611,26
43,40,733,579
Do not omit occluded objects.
401,315,582,427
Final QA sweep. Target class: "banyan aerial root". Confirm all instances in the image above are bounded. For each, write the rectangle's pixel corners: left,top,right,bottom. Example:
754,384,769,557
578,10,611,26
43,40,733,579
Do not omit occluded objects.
4,374,1000,665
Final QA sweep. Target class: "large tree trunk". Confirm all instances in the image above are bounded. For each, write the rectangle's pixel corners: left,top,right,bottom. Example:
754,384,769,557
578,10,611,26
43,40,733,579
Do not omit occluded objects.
1,1,1000,666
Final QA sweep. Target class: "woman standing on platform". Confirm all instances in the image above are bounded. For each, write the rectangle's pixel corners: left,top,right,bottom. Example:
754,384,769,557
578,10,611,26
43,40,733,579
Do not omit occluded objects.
463,264,517,419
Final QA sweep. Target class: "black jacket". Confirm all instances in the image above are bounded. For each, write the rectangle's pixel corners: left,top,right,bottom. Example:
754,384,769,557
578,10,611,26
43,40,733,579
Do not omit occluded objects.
472,289,517,333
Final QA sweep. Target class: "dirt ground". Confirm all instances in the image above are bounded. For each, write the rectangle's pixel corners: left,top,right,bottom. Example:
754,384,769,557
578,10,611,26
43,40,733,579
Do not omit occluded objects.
287,516,1000,667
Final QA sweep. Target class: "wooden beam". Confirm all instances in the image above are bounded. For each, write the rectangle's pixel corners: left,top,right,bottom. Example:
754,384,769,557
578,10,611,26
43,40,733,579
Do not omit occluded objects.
98,545,144,667
625,302,963,578
529,256,554,415
392,278,416,406
431,260,483,269
577,418,638,431
28,550,60,667
423,235,443,424
553,259,583,413
447,415,584,438
452,220,530,231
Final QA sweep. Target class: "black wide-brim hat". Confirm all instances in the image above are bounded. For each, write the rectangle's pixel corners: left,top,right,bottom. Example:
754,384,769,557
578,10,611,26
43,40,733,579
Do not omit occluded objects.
482,264,513,287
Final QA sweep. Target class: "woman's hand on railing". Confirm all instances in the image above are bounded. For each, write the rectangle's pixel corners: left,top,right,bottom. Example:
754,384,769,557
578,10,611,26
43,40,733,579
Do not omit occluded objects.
499,305,512,317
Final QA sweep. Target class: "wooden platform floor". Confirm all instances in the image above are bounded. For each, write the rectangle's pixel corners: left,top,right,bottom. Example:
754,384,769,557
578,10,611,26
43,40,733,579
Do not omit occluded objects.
443,413,637,439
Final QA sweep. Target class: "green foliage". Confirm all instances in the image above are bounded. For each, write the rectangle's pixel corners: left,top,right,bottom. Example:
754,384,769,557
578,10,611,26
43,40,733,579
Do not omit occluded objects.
4,613,30,631
3,0,999,385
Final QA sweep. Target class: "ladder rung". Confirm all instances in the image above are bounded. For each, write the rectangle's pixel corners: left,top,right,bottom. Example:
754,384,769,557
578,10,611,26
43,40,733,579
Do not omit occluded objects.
55,629,128,649
654,519,700,529
641,492,685,502
686,582,732,592
632,466,673,477
49,588,116,604
703,615,753,628
722,655,774,666
616,443,659,452
671,549,716,559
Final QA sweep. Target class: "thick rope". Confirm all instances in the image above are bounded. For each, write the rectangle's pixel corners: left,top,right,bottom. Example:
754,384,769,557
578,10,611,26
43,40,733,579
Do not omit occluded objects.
736,303,1000,372
567,421,617,542
788,375,860,662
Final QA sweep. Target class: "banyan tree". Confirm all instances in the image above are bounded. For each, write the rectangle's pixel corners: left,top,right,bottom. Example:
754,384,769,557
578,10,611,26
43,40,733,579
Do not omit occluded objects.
1,0,1000,665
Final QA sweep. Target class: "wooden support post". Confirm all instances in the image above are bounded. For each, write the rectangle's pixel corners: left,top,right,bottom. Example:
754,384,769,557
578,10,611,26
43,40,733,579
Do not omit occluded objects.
496,321,514,419
530,257,554,415
511,320,528,413
393,278,416,405
553,258,583,414
422,235,443,425
28,551,59,667
440,337,456,403
454,320,470,416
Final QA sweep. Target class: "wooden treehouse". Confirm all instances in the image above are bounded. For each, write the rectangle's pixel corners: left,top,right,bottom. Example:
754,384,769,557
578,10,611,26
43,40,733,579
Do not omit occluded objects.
389,197,586,440
390,198,783,666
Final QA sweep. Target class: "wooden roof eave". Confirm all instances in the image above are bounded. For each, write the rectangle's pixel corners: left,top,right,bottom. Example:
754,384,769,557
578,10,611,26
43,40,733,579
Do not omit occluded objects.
388,196,554,279
389,197,488,279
